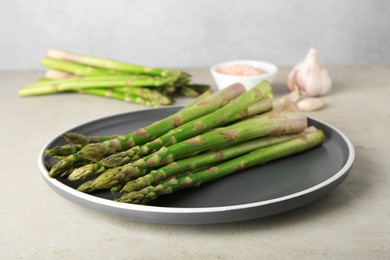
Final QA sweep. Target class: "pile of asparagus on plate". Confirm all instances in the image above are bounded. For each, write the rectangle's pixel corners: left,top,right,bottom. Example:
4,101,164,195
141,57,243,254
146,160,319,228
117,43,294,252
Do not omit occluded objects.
45,81,325,205
18,49,211,106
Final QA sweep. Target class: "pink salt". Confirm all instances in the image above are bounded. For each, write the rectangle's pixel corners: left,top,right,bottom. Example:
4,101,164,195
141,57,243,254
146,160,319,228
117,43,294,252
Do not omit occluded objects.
217,64,267,76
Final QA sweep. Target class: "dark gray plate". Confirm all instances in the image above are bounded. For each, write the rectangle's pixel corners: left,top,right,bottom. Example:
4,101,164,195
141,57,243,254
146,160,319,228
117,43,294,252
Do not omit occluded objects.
38,106,355,224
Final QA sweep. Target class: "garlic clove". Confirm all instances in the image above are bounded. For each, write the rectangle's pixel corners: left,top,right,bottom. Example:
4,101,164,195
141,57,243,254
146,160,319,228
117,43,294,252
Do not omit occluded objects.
296,97,325,111
288,48,332,97
279,88,301,104
273,100,301,112
319,68,332,95
280,102,301,112
287,61,303,91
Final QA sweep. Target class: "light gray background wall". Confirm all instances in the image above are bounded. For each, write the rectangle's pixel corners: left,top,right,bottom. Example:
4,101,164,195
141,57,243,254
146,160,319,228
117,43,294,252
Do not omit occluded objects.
1,0,389,70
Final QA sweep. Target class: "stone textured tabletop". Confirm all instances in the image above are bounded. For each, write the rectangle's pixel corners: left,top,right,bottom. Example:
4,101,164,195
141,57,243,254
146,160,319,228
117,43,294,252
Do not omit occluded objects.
1,66,389,258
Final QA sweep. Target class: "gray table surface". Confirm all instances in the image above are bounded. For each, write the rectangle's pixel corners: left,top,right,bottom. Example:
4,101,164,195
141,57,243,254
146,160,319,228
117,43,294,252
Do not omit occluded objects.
1,66,389,258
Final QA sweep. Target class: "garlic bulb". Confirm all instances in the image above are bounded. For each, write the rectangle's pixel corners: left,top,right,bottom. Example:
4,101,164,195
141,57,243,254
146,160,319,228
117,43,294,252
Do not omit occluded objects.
288,48,332,97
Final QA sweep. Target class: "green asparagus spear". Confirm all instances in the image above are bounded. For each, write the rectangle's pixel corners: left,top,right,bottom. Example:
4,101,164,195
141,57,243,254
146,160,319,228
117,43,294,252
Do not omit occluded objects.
121,128,313,193
79,88,161,107
41,57,120,77
77,179,98,193
45,69,74,79
91,111,307,189
116,87,172,105
117,128,325,204
67,162,108,181
187,84,212,95
19,75,171,97
131,111,307,169
79,83,247,162
102,94,274,168
48,153,90,177
135,83,272,158
63,132,119,146
178,85,200,97
185,89,213,108
44,144,83,157
177,84,211,97
100,146,141,168
46,49,178,79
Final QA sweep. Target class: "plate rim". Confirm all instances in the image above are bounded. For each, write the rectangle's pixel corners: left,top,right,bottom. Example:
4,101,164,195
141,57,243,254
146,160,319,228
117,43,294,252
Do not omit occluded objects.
38,107,355,215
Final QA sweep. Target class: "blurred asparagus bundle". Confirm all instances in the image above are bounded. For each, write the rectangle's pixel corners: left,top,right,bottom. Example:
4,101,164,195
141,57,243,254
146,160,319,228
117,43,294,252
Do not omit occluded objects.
18,49,211,106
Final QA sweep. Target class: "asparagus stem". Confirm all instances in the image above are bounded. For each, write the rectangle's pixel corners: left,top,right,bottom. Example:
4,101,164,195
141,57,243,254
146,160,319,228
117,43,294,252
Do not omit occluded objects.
121,128,312,193
79,88,161,107
227,94,273,123
44,144,83,157
135,85,272,158
41,57,118,77
63,132,119,146
115,87,172,105
68,162,107,181
79,83,247,162
45,69,74,79
30,75,164,87
179,85,200,97
48,153,90,177
77,178,98,193
46,49,178,78
19,76,171,97
187,84,212,94
101,146,141,167
117,128,325,204
185,89,213,108
177,84,211,97
131,111,307,169
91,111,307,189
103,90,272,167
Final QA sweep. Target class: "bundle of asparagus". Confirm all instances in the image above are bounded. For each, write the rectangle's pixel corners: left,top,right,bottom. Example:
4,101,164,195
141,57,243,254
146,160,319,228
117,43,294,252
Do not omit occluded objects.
18,49,211,106
44,81,325,205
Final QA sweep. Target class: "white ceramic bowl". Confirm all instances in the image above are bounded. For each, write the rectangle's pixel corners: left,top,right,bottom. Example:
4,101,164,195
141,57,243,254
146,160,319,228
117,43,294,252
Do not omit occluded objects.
210,60,278,90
